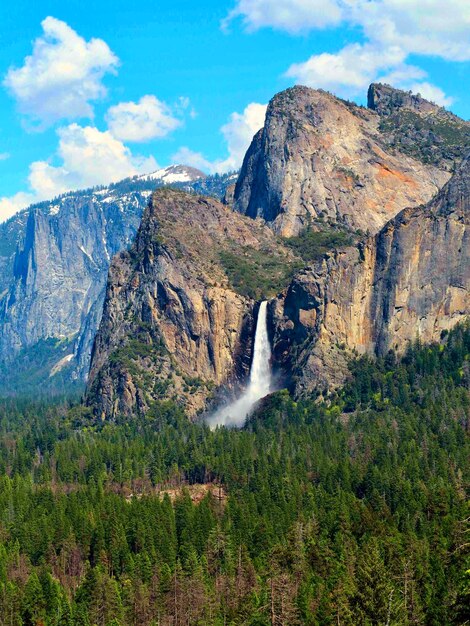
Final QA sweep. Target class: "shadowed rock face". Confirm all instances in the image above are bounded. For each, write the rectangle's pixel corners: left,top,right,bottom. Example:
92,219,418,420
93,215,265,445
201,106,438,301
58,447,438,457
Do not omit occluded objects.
0,172,236,394
233,85,460,237
271,154,470,396
86,189,294,419
0,192,145,385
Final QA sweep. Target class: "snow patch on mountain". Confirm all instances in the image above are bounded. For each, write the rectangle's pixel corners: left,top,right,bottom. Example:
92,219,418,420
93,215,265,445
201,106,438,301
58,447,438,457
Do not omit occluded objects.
139,164,207,184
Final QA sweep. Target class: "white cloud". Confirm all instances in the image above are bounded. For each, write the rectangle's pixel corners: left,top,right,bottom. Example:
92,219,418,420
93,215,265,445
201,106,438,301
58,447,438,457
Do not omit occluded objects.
378,64,427,87
0,192,36,222
172,102,267,174
286,41,455,105
227,0,470,60
354,0,470,63
4,16,119,128
218,103,267,171
0,124,156,222
223,0,343,33
106,95,182,142
0,152,9,160
406,82,454,108
286,44,406,96
171,147,214,173
227,0,469,103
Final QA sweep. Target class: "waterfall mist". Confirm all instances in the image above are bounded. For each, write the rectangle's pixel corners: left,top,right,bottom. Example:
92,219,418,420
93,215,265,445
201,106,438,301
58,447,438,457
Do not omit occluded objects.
207,301,272,428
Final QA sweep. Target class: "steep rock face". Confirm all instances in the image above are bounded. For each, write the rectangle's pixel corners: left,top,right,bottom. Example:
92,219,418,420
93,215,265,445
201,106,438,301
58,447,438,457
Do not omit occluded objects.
87,189,293,418
234,85,455,236
271,154,470,395
369,83,470,171
0,170,237,394
0,191,146,389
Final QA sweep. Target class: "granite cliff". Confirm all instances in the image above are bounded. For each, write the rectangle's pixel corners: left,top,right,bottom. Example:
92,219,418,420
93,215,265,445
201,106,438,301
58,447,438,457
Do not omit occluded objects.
86,189,298,418
0,169,235,394
271,153,470,396
3,84,469,407
85,85,470,418
234,84,468,236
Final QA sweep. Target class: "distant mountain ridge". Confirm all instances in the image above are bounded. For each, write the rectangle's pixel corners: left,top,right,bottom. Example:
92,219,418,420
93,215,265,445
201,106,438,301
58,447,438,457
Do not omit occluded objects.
138,164,207,184
0,167,236,395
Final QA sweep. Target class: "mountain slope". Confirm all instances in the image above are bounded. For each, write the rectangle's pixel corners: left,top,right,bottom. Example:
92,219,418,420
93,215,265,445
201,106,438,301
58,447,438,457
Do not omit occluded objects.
271,153,470,395
233,84,466,236
369,82,470,169
138,164,206,183
86,188,298,418
0,169,236,395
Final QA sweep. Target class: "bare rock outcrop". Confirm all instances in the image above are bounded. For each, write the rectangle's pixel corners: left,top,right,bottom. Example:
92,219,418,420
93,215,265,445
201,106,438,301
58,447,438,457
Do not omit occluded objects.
87,189,294,418
271,154,470,395
233,85,463,236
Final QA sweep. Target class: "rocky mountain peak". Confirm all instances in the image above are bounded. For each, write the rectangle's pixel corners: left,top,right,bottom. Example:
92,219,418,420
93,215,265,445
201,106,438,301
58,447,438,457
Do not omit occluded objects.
234,84,451,236
367,83,470,171
368,82,455,119
86,189,298,418
139,164,207,184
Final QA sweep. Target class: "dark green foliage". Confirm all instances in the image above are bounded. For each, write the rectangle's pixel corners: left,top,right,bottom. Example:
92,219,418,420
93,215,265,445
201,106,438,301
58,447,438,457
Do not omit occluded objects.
378,109,470,168
219,226,357,299
283,225,357,263
219,247,302,299
109,337,167,368
0,337,84,398
0,324,468,624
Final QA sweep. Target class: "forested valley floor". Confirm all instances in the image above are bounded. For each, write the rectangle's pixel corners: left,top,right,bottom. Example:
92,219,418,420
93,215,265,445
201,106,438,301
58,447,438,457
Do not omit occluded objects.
0,324,469,625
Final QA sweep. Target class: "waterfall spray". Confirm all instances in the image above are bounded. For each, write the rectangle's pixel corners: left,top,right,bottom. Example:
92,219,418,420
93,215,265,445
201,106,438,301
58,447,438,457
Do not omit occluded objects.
208,301,272,428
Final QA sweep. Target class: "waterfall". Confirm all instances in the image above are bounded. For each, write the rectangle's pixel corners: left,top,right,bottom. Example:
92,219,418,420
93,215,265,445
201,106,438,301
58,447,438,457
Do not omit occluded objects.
208,301,272,428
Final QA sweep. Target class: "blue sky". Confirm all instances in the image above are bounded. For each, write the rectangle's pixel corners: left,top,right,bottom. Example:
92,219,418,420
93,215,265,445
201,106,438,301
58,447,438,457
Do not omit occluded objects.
0,0,469,220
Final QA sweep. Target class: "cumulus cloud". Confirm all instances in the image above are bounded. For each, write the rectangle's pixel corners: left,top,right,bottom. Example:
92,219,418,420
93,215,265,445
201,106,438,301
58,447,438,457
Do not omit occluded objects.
354,0,470,63
171,147,214,173
0,124,156,222
0,192,36,222
227,0,470,60
106,95,182,142
218,102,267,171
286,41,455,104
172,102,267,174
223,0,342,33
227,0,468,103
406,82,454,108
4,16,119,128
286,44,406,96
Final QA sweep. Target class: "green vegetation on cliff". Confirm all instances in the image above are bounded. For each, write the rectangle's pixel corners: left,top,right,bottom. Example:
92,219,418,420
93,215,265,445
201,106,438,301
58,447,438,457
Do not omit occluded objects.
0,337,83,398
378,109,470,168
0,324,468,624
283,225,356,263
219,226,356,300
219,246,301,299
